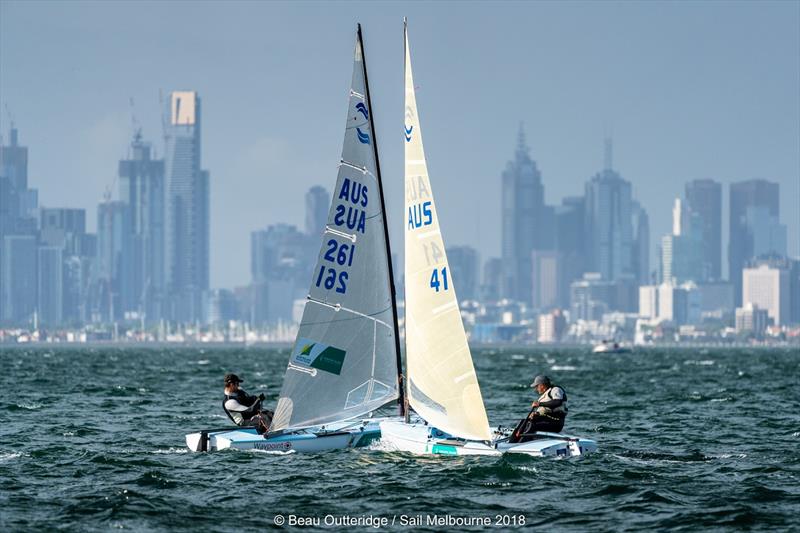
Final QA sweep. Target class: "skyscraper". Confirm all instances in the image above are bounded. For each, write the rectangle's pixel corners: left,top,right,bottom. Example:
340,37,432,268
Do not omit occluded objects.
661,198,703,284
0,125,28,192
305,186,330,238
250,224,311,324
729,179,784,304
94,200,131,322
685,179,722,281
0,126,37,324
501,127,546,304
37,245,63,326
531,250,563,310
481,257,503,303
163,91,210,323
446,245,479,301
554,196,586,304
40,207,90,324
584,142,634,282
119,130,165,322
1,235,37,324
631,200,650,285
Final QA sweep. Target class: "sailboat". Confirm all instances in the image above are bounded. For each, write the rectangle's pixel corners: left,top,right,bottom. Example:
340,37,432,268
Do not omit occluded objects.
379,21,597,458
187,25,404,453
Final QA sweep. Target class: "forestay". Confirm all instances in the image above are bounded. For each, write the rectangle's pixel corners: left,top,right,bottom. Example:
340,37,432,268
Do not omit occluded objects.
402,24,492,441
272,30,399,432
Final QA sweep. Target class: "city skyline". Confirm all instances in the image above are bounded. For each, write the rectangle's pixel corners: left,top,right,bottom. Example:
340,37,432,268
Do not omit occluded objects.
1,1,798,290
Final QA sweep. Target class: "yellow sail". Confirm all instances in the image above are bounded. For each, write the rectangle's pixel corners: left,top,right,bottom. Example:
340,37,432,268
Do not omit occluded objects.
403,23,491,441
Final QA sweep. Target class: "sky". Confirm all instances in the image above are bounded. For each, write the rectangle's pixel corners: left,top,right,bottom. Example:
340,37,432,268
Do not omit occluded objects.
1,0,798,289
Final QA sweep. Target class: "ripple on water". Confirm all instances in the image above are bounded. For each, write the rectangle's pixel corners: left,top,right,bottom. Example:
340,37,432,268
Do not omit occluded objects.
1,346,798,531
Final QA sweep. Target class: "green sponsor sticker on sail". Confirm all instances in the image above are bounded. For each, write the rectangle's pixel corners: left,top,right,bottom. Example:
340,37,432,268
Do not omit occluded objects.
291,338,347,376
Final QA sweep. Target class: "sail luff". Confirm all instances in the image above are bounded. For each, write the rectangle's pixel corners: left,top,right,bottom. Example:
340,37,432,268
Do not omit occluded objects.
403,24,492,441
358,24,405,417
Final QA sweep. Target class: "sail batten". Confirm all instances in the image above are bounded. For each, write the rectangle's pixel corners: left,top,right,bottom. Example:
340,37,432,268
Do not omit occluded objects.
271,28,400,432
403,23,492,441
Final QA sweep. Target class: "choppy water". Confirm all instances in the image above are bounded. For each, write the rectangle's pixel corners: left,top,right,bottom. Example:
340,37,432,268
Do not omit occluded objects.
1,346,799,531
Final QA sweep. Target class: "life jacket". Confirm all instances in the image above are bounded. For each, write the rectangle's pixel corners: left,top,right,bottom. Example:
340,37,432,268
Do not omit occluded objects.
535,385,568,418
222,390,258,426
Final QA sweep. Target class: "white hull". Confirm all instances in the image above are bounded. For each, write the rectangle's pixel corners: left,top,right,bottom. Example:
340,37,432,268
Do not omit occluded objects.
592,342,630,354
186,418,389,453
379,420,597,458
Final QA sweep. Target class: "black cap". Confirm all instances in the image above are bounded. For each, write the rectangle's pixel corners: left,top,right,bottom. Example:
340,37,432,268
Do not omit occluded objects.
224,373,243,384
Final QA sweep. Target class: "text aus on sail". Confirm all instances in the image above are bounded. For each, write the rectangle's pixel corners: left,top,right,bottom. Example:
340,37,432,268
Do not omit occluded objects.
315,177,369,295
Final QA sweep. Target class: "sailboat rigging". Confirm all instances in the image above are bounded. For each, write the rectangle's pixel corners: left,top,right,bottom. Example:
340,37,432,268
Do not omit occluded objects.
187,25,403,452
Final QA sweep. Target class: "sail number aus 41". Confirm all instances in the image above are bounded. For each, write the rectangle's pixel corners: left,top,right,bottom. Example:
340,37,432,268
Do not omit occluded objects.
430,267,449,292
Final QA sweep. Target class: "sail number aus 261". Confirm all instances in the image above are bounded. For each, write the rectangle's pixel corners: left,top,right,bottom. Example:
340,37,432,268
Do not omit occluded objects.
316,239,356,294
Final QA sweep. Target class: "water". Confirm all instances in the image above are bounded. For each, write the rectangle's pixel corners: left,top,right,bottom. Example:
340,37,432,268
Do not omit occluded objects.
1,346,799,531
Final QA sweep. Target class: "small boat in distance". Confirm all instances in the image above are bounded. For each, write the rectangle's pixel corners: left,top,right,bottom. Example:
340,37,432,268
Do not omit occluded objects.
592,340,631,354
187,24,404,453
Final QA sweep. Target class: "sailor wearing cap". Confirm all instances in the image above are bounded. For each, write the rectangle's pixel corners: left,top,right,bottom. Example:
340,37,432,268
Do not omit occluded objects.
509,375,568,443
222,373,273,433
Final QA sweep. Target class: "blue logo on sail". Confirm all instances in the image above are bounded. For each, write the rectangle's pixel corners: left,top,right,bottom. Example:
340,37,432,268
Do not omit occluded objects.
405,125,413,142
356,127,370,144
355,102,369,120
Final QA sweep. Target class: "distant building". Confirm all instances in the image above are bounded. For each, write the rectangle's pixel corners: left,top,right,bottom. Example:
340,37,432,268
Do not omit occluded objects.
735,303,769,336
631,201,650,285
685,179,722,281
119,130,165,322
729,179,784,305
40,208,86,254
164,91,210,323
250,224,313,324
531,250,563,310
639,282,701,325
481,257,503,303
658,282,700,325
538,309,567,343
639,285,659,320
554,196,587,292
1,235,37,325
501,127,546,304
0,125,28,192
305,186,330,239
94,200,131,322
447,245,479,301
203,288,239,324
37,245,63,326
570,272,637,322
661,198,704,284
742,261,791,326
0,126,38,323
584,140,634,282
696,282,734,315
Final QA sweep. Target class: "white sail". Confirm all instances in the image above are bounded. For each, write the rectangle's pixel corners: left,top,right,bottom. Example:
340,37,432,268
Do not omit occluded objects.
272,28,400,432
403,23,491,441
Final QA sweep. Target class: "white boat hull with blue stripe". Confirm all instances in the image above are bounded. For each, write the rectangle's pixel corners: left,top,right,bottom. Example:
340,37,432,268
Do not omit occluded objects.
186,419,385,453
380,419,598,458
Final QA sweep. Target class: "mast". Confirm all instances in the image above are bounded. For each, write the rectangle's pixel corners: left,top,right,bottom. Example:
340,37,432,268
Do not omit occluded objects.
357,23,406,416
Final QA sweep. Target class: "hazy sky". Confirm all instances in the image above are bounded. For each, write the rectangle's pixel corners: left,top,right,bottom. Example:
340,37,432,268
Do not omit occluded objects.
1,1,798,289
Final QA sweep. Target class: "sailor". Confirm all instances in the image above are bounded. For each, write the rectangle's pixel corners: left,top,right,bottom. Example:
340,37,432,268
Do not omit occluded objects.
509,375,568,443
222,373,273,434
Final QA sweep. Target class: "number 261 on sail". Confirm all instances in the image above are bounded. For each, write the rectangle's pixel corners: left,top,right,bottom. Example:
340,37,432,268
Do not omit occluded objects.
315,266,348,294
